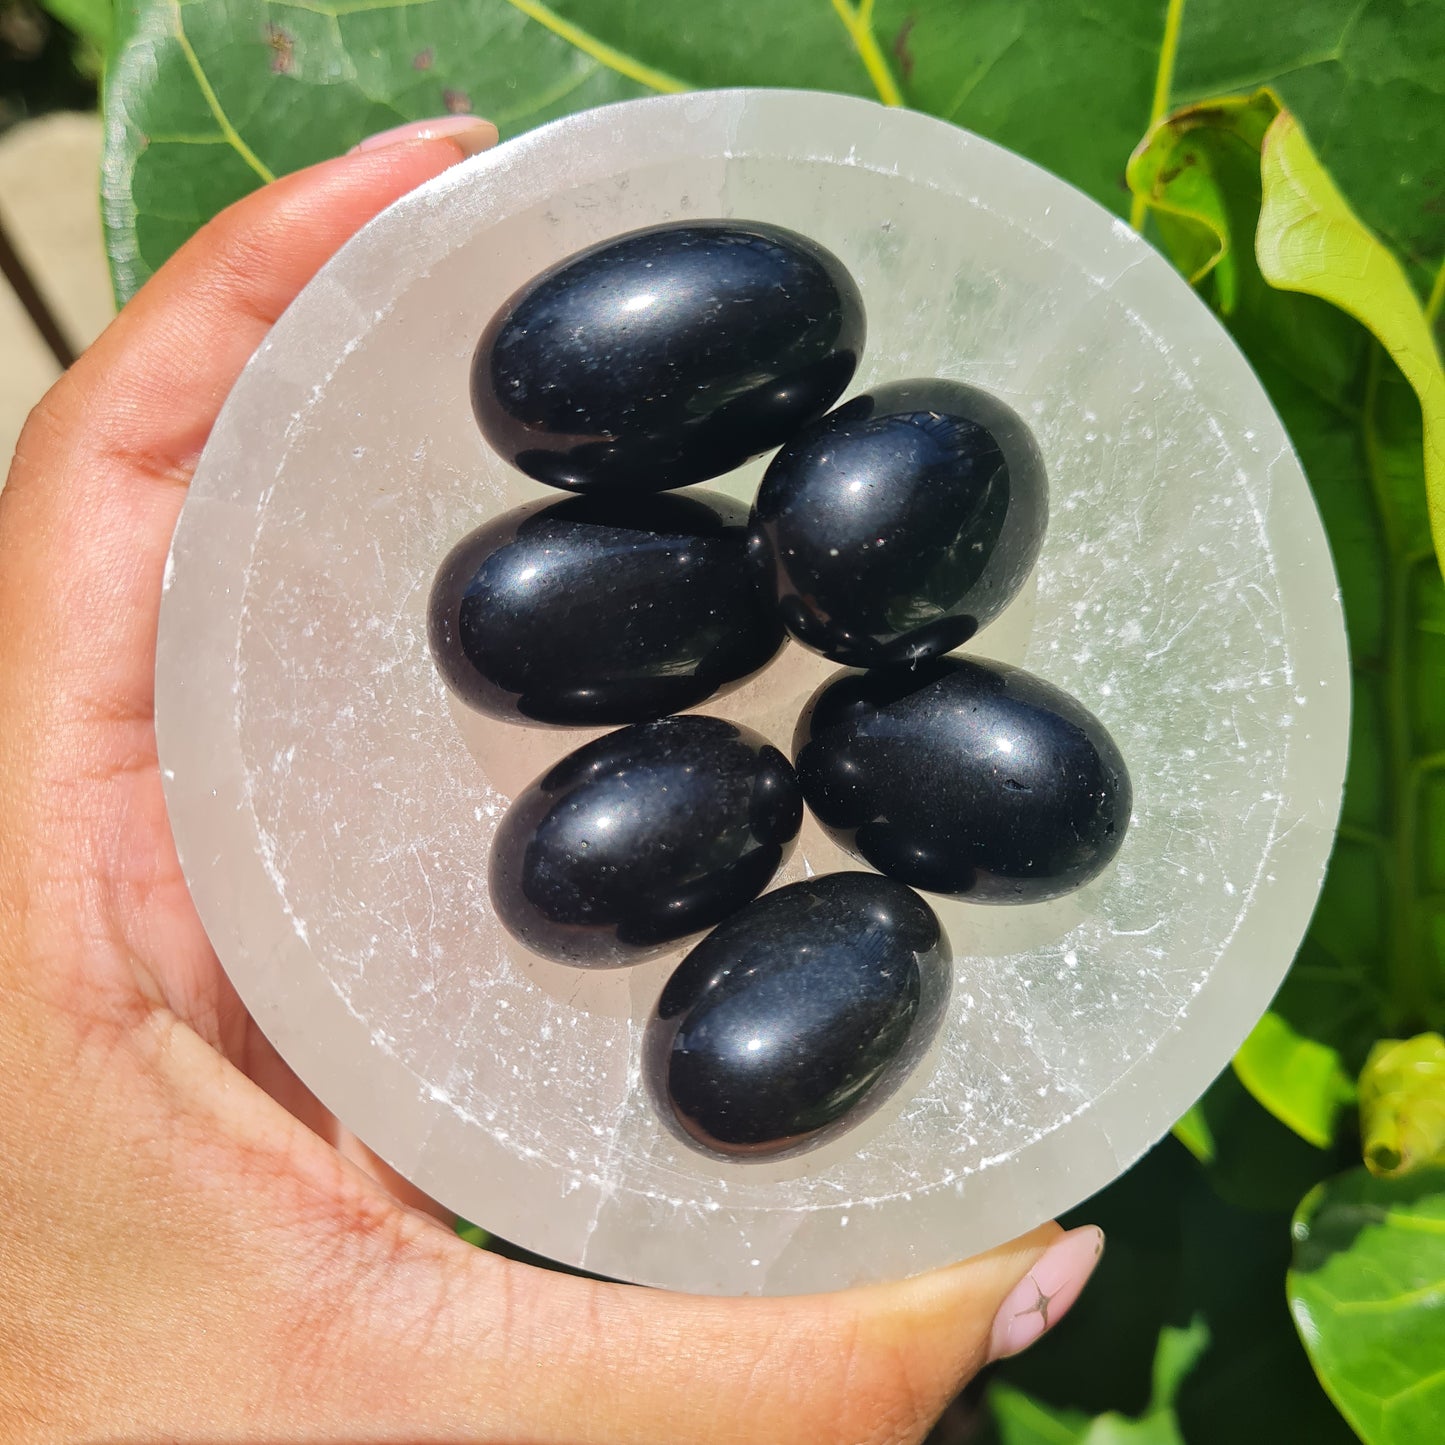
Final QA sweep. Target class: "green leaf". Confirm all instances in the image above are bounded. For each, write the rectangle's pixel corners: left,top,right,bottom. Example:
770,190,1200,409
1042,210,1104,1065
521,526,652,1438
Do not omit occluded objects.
1130,96,1445,1147
1123,88,1276,308
1359,1034,1445,1177
1234,1010,1356,1150
991,1319,1209,1445
991,1385,1093,1445
1171,1101,1215,1164
453,1216,490,1248
103,1,1445,305
37,0,115,53
98,0,1165,295
453,1216,613,1281
102,0,652,299
1188,1067,1343,1214
1148,1318,1211,1409
1290,1167,1445,1445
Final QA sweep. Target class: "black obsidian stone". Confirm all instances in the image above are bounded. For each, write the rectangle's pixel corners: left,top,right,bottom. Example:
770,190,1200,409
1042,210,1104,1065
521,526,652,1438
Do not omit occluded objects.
427,490,784,726
489,716,803,967
472,220,865,493
795,657,1132,902
646,873,949,1158
750,378,1048,666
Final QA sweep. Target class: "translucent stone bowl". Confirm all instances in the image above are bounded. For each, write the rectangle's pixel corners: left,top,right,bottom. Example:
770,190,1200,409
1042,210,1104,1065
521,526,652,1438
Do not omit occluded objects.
156,89,1349,1295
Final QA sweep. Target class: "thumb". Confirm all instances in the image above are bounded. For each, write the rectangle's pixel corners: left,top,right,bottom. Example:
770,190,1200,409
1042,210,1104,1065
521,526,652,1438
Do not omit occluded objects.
397,1220,1104,1445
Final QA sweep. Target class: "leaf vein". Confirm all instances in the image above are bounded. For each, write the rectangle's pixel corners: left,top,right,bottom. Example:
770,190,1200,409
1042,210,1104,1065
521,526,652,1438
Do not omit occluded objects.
943,23,1026,120
827,0,903,107
145,132,241,145
497,0,687,94
1174,52,1343,108
278,0,688,91
1308,1276,1445,1313
1379,1362,1445,1411
274,0,434,14
170,0,274,185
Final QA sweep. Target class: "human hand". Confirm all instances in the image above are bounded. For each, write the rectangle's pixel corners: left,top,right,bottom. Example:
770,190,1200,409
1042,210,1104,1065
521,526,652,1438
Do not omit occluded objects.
0,116,1102,1444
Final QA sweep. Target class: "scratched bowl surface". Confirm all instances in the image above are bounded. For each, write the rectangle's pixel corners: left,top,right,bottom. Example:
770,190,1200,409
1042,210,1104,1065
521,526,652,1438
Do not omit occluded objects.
156,89,1348,1295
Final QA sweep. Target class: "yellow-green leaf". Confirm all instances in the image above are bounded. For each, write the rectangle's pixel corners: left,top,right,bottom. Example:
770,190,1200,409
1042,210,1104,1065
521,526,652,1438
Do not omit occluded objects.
1257,109,1445,571
1124,90,1277,311
1233,1011,1355,1150
1171,1101,1214,1164
453,1217,490,1248
1359,1034,1445,1178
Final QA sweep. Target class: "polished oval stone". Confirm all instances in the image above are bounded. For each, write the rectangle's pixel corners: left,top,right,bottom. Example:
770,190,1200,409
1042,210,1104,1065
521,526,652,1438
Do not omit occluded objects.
490,716,803,967
750,378,1048,666
472,220,866,493
428,490,784,726
795,657,1131,902
646,873,950,1157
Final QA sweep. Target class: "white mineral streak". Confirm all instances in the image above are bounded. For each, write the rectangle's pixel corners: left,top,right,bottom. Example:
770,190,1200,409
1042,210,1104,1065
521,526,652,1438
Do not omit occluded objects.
154,92,1348,1296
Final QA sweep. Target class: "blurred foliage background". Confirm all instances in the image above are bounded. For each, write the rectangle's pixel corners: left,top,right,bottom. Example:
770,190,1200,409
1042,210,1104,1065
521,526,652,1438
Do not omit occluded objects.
0,0,99,132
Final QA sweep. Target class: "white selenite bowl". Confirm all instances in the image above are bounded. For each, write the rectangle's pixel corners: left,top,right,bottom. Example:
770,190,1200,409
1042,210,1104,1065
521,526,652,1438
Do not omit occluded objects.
156,89,1348,1295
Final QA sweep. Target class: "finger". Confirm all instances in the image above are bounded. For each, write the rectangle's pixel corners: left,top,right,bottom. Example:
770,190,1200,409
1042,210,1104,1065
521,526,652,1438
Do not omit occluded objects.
415,1224,1093,1445
0,124,496,755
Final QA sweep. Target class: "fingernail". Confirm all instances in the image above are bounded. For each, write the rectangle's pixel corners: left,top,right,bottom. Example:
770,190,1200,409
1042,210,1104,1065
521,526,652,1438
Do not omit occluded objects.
349,116,499,158
988,1225,1104,1362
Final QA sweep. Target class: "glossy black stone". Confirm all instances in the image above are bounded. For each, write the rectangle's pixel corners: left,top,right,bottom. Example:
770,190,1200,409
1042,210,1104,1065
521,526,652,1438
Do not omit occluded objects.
646,873,950,1158
489,716,803,967
795,657,1132,902
428,490,784,726
472,220,865,493
750,378,1048,666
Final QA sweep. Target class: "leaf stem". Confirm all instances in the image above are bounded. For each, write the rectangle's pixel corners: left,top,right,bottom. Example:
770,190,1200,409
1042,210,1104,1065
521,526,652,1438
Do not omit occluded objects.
1427,257,1445,325
1130,0,1188,231
1362,344,1430,1027
829,0,904,107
